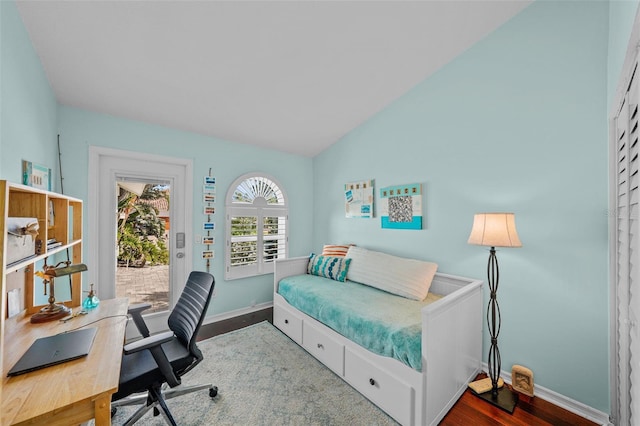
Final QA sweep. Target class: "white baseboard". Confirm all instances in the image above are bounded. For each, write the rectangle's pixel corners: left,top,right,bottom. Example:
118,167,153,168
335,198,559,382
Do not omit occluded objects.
483,363,612,426
203,301,273,326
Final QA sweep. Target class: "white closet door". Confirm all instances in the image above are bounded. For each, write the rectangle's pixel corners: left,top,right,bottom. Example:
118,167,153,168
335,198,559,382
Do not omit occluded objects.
629,66,640,426
614,59,639,426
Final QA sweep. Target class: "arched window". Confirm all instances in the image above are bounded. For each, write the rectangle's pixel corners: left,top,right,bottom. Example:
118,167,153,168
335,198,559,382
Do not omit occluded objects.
225,173,288,280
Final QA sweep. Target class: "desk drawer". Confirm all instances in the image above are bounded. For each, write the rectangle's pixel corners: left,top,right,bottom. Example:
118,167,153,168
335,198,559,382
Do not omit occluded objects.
273,300,303,344
302,321,344,375
344,348,414,425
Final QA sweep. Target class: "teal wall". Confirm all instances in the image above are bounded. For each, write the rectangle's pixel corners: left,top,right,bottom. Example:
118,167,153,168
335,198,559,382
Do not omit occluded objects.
0,1,58,188
313,1,610,412
0,0,315,317
4,0,640,414
608,0,639,107
57,106,314,315
1,0,3,167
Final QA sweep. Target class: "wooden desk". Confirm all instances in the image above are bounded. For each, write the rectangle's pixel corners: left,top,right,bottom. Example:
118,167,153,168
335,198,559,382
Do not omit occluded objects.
1,298,128,426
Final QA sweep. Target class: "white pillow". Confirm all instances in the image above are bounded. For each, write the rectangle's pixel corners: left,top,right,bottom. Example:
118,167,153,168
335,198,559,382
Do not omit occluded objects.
345,246,438,301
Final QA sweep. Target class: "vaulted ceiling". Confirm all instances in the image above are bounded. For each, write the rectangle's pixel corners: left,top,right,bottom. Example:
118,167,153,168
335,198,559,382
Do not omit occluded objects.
16,1,531,157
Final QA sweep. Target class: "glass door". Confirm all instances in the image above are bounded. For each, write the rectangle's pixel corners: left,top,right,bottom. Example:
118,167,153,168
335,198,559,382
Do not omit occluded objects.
88,147,192,335
116,180,171,314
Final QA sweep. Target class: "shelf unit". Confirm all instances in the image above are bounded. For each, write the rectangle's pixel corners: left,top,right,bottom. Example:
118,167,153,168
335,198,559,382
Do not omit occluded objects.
0,180,83,374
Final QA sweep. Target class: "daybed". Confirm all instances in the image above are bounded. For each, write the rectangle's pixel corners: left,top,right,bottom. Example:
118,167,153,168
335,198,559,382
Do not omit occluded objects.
273,247,483,426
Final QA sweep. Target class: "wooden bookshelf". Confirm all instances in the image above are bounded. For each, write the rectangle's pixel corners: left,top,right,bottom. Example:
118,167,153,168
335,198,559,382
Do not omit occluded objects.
0,180,84,376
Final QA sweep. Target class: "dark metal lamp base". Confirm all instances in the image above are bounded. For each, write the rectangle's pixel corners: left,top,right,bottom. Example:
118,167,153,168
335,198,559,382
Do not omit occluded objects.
475,386,518,413
30,303,71,323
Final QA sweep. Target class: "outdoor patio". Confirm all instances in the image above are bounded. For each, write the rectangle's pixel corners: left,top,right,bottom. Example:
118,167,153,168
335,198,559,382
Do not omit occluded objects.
116,264,169,313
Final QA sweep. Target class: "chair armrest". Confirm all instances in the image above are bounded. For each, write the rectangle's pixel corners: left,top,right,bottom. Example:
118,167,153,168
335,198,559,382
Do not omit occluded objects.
127,302,152,337
128,302,152,315
123,331,174,354
123,331,181,387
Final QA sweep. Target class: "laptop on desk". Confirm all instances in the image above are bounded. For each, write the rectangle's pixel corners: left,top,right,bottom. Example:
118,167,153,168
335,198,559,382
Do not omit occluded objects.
7,327,98,377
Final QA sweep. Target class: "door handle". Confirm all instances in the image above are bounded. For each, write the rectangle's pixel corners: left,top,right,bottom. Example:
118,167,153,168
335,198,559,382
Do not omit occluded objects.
176,232,185,249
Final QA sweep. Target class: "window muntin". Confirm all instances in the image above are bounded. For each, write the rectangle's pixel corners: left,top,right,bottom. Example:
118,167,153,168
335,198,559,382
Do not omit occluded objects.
232,176,285,205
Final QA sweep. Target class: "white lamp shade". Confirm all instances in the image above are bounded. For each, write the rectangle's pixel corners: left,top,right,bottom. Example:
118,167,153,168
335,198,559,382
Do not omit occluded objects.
468,213,522,248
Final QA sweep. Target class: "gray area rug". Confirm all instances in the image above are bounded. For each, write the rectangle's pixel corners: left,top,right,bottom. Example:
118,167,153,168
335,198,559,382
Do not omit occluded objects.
110,321,398,425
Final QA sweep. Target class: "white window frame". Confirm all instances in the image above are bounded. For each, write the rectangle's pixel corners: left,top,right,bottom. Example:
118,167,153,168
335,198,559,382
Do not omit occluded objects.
225,173,288,280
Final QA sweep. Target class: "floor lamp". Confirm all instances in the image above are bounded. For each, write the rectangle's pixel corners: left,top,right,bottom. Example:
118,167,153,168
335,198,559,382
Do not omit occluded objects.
468,212,522,413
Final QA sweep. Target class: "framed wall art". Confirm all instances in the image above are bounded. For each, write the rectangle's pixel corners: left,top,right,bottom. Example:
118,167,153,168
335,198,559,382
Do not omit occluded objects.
22,160,51,191
345,179,374,219
380,183,423,230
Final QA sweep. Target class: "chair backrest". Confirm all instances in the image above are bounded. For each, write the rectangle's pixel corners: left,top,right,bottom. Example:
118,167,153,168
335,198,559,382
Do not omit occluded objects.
168,271,215,357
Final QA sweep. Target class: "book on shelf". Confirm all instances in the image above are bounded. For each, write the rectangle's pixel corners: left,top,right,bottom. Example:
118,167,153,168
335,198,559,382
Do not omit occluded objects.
47,241,62,249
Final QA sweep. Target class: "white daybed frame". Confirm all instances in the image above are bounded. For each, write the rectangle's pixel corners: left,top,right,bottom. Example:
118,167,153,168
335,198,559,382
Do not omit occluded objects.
273,256,483,426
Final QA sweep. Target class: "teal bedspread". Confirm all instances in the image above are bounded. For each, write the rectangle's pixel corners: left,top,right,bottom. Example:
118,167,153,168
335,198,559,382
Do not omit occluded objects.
277,274,441,371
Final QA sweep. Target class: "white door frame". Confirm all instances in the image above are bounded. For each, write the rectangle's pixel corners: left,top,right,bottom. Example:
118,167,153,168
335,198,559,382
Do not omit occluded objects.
88,146,193,332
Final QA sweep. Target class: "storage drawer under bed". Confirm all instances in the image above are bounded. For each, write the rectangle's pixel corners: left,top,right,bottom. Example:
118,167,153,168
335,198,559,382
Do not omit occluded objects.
273,298,303,345
302,320,344,375
344,347,415,426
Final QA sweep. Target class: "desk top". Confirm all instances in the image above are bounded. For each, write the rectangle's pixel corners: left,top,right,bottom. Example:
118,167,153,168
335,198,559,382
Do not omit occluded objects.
1,298,128,425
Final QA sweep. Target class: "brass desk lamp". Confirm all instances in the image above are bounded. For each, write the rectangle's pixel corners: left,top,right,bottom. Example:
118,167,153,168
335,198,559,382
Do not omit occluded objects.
31,260,87,323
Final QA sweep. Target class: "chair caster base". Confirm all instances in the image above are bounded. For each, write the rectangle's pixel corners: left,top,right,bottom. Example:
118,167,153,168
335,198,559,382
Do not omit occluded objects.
209,386,218,398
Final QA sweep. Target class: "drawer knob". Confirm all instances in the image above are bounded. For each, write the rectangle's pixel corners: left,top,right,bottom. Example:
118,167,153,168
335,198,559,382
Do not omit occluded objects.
369,378,376,386
317,343,324,349
284,319,289,324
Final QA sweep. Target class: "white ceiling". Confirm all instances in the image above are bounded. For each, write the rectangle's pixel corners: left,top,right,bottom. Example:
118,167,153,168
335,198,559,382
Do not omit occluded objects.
16,1,531,157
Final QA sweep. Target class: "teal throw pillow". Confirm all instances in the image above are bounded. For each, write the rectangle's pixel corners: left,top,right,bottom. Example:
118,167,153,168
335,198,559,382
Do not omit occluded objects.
307,253,351,282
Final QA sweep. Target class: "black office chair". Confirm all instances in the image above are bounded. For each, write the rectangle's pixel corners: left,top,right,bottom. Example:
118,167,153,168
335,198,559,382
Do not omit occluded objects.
111,271,217,426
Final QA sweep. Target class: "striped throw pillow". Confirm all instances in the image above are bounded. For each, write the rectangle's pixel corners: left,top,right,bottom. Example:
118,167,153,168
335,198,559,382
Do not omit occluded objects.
321,244,354,257
307,253,352,282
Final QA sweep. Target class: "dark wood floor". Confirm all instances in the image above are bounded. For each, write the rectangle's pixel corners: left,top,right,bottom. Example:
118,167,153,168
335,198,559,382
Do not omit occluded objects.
197,306,273,341
439,373,598,426
198,308,598,426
